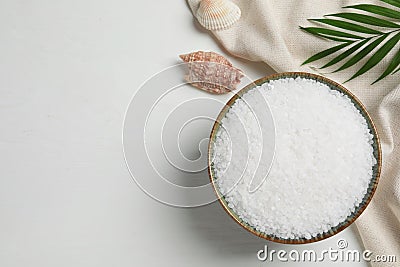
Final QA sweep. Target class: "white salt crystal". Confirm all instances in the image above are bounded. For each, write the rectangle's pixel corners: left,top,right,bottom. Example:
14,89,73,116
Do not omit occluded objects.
212,77,376,240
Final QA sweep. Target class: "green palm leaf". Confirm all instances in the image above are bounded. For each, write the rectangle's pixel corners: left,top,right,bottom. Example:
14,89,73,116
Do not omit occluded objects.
344,4,400,19
302,42,352,65
373,48,400,83
301,2,400,83
380,0,400,9
326,13,400,28
300,27,364,39
334,34,388,73
308,33,357,42
309,18,383,34
346,32,400,82
321,39,370,69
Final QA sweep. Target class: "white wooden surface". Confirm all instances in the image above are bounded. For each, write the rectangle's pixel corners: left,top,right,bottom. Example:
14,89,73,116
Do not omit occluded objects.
0,1,368,266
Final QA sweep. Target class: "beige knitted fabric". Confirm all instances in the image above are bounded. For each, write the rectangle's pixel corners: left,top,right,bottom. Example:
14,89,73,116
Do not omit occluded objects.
188,0,400,265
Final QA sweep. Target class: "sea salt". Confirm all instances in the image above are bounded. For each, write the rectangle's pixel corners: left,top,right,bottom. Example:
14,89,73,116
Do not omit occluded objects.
212,77,376,240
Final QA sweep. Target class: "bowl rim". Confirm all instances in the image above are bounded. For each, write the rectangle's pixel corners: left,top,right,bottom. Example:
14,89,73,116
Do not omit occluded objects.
207,72,382,244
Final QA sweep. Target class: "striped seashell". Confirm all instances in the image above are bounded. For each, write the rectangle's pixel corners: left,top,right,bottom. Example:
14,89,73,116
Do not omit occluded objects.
196,0,241,31
179,51,244,94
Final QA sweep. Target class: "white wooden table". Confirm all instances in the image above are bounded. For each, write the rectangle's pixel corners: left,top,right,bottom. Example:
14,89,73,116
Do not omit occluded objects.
0,1,368,266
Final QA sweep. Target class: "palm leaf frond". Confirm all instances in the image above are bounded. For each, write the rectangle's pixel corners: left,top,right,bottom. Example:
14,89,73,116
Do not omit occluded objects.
393,64,400,73
346,32,400,82
326,13,400,28
300,27,364,40
373,48,400,83
344,4,400,20
309,18,383,34
302,42,352,65
380,0,400,9
320,39,370,69
334,34,388,73
301,2,400,84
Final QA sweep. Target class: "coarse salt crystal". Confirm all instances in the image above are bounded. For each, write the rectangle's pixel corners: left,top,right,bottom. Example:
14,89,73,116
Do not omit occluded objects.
212,77,376,240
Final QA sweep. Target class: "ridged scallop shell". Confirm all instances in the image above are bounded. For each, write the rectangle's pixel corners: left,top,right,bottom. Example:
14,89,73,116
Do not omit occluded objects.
179,51,244,94
196,0,241,31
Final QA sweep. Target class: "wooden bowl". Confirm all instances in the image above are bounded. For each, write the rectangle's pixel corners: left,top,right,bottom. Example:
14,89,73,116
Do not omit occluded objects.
208,72,382,244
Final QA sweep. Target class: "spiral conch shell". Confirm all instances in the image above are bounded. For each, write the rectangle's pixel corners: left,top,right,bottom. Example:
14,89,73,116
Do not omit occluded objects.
196,0,241,31
180,51,244,94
